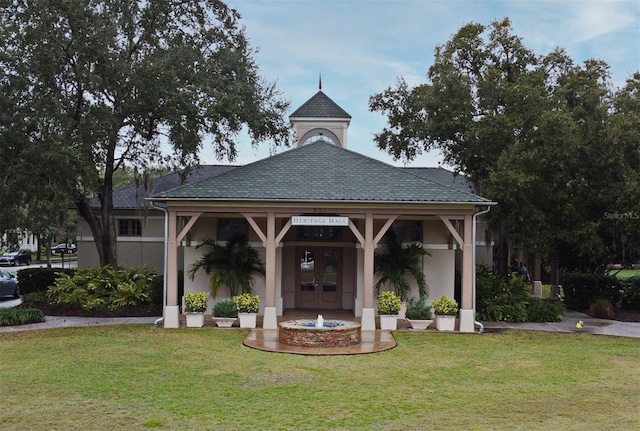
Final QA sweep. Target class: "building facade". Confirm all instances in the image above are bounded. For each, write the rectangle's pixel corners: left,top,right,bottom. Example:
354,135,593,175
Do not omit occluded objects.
149,88,495,331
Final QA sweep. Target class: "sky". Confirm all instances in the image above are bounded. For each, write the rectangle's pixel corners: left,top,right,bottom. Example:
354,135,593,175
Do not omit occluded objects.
200,0,640,168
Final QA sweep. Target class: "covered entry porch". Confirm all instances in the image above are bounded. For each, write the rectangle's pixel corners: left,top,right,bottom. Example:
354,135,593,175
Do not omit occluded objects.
158,204,479,332
150,140,493,333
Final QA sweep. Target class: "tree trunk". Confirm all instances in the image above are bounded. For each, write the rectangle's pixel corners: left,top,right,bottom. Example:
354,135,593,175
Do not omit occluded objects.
494,221,510,275
36,236,42,262
75,196,118,267
74,125,120,267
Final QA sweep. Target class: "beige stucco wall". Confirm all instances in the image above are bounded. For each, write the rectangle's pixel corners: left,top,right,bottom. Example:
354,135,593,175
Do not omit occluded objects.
371,248,456,312
183,242,267,313
424,218,452,244
81,210,468,315
424,249,456,302
369,218,456,313
76,213,165,272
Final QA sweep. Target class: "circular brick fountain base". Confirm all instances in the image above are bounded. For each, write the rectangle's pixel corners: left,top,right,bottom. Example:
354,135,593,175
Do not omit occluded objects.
278,320,361,347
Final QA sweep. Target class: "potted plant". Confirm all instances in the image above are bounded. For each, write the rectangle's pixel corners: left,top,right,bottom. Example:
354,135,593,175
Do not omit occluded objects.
376,291,402,330
184,291,208,327
188,233,265,297
374,230,430,318
432,295,458,331
405,296,433,330
212,298,238,328
233,293,260,328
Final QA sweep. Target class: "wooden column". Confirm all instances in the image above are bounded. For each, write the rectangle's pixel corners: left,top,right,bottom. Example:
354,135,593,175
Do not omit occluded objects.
363,213,375,309
459,214,475,332
265,212,276,307
164,209,180,328
263,212,278,329
361,213,376,330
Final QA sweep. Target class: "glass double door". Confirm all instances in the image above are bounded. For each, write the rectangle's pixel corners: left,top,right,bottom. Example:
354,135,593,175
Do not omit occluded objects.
296,247,341,310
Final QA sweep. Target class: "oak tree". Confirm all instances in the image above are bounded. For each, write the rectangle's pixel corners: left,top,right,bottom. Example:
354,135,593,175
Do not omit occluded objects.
369,18,639,272
1,0,291,266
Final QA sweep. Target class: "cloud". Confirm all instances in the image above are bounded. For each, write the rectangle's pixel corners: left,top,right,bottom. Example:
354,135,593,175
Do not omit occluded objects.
211,0,639,168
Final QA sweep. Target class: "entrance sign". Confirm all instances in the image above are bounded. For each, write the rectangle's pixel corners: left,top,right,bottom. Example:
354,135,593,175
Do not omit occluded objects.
291,216,349,226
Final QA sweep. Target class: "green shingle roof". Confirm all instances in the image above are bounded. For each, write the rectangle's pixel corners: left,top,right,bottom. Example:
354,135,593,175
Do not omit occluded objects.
154,141,490,204
289,91,351,118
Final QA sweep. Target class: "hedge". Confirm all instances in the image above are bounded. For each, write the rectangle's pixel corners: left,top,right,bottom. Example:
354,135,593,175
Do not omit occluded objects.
0,308,45,326
560,273,622,311
620,276,640,311
16,267,77,295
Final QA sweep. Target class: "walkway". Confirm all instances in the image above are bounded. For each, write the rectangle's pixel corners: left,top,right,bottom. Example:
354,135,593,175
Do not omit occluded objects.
482,310,640,338
1,308,639,339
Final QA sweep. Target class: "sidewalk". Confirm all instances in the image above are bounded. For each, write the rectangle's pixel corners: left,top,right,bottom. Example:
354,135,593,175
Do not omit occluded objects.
482,310,640,338
0,315,161,333
2,309,639,338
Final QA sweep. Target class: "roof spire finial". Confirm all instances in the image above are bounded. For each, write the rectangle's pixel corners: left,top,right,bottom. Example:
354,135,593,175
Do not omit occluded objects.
319,72,322,90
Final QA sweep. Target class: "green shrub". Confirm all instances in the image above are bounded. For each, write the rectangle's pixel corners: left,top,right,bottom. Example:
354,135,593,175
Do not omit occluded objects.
20,291,48,307
16,267,77,294
47,265,158,311
619,276,640,311
525,297,565,322
110,266,157,307
212,298,238,318
0,308,45,326
184,291,208,312
405,296,433,320
588,298,614,319
560,273,621,311
148,270,184,309
476,266,529,322
147,274,164,308
233,293,261,313
376,291,402,315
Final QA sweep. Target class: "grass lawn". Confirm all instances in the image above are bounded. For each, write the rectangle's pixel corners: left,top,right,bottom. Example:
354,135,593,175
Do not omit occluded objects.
1,327,639,431
611,269,640,280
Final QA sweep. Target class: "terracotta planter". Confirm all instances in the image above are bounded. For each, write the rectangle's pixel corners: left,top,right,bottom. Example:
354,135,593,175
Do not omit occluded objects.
436,315,456,331
185,312,205,328
238,312,257,329
213,317,236,328
379,314,399,330
406,319,433,330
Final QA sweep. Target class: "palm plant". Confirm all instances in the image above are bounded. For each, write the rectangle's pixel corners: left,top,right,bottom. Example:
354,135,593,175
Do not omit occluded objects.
188,234,265,297
374,229,430,301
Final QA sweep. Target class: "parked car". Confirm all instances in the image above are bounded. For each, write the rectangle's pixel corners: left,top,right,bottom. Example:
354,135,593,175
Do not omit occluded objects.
0,250,32,266
51,243,77,254
0,268,19,298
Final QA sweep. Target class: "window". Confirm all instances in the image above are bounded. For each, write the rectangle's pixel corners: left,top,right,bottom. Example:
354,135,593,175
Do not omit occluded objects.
406,221,423,241
217,218,249,241
391,220,422,242
296,226,343,241
299,128,340,146
118,219,142,236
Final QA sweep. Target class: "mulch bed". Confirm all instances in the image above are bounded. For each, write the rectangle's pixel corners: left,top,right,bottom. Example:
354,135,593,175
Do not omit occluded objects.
612,309,640,322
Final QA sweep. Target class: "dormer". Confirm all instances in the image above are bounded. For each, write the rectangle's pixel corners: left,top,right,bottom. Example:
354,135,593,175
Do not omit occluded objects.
289,82,352,148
